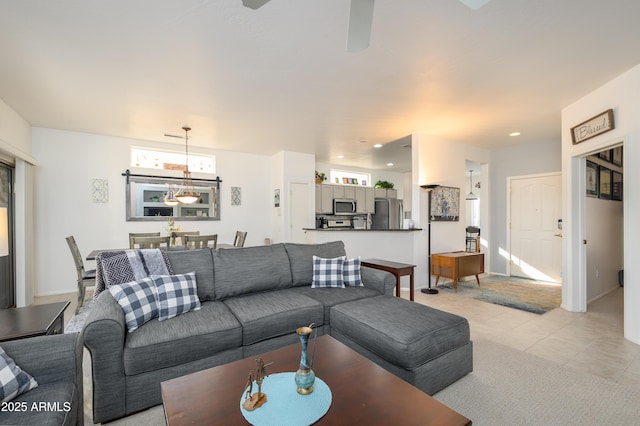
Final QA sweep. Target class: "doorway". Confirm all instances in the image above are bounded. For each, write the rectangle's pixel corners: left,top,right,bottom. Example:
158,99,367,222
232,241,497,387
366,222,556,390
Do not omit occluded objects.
508,173,562,283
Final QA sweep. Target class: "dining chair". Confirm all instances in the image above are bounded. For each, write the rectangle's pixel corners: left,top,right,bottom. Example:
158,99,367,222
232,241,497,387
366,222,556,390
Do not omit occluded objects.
129,232,161,249
184,234,218,250
465,226,480,253
233,231,247,248
130,235,171,249
174,231,200,247
65,236,97,314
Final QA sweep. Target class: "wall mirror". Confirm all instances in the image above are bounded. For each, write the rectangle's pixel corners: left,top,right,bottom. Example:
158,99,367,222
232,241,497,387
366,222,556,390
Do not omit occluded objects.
125,172,221,221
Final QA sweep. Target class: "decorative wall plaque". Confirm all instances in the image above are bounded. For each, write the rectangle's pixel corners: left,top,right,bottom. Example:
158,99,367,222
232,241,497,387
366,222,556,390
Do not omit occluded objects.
571,109,614,144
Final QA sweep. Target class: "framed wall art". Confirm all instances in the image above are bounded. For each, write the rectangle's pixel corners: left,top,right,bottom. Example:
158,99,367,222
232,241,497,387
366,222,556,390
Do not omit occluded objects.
612,146,623,167
430,186,460,221
612,171,623,201
586,161,598,197
598,167,611,200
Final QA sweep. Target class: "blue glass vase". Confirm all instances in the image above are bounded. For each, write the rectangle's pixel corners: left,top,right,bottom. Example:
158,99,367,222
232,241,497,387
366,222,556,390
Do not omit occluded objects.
294,323,317,395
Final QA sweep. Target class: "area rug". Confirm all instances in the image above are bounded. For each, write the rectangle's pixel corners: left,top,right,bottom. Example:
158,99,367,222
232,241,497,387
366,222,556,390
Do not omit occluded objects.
436,274,561,314
64,298,94,333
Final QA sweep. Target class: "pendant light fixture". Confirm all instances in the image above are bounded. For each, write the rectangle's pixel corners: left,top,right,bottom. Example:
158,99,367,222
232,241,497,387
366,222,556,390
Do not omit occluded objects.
466,170,478,200
163,184,179,206
175,126,200,204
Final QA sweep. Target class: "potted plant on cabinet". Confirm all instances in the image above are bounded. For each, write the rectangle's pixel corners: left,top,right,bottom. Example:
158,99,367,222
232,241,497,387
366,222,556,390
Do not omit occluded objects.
374,180,394,189
315,171,327,184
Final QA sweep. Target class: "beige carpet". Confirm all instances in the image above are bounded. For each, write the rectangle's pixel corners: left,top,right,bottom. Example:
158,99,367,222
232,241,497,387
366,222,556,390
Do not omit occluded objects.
83,339,640,425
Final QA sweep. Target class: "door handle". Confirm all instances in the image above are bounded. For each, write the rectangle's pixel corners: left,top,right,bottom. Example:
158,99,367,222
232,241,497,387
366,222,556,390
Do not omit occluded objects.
583,239,587,245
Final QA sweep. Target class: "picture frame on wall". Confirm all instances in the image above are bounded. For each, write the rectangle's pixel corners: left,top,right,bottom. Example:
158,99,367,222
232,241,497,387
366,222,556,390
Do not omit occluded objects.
612,171,623,201
612,146,623,167
429,186,460,221
586,160,598,197
599,166,611,199
598,149,612,163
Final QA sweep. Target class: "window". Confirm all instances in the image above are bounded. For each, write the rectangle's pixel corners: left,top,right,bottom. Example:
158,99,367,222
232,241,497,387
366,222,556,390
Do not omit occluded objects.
329,170,370,186
131,147,216,174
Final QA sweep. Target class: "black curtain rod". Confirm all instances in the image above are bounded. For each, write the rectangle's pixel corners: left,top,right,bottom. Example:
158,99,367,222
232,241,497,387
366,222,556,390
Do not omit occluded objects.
122,169,223,184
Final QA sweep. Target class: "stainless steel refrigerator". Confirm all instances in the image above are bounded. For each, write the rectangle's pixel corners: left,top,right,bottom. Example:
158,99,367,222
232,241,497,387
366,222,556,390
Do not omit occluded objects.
371,198,404,230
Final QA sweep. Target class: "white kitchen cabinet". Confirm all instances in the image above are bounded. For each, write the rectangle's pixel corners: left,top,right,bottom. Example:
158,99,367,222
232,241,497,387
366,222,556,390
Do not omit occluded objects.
355,187,375,214
333,185,355,199
315,184,334,214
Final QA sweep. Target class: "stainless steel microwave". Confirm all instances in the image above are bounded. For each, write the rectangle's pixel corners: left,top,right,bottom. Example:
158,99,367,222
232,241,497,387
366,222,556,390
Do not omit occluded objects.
334,198,356,215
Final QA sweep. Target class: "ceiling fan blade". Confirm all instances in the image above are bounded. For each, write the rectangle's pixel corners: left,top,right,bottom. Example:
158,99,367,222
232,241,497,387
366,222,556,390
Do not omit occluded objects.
458,0,492,10
242,0,270,10
346,0,375,53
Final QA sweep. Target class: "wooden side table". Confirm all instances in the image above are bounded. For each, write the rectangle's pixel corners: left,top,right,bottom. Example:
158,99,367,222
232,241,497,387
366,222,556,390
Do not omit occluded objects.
361,259,416,301
431,251,484,291
0,301,70,343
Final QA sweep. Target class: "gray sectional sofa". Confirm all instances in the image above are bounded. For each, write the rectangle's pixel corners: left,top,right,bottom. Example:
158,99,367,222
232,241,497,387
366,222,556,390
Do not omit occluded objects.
0,333,84,426
83,241,473,424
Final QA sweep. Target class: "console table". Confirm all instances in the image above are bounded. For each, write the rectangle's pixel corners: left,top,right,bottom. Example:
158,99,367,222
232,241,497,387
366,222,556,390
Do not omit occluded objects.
0,301,70,343
432,251,484,292
361,258,416,301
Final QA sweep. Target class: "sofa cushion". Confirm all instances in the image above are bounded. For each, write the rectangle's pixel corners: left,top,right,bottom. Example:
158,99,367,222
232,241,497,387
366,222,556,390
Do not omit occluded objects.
292,286,379,324
330,296,470,369
0,346,38,402
152,272,201,321
123,301,242,375
311,256,345,288
166,249,215,301
108,277,159,332
213,244,293,299
223,289,324,346
284,241,347,286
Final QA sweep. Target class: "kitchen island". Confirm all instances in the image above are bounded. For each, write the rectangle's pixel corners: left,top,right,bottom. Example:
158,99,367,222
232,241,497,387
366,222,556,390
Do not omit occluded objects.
303,228,425,297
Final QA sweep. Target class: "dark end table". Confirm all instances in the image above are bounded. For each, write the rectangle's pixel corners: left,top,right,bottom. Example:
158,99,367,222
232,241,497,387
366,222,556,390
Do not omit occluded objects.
0,301,70,343
361,258,416,301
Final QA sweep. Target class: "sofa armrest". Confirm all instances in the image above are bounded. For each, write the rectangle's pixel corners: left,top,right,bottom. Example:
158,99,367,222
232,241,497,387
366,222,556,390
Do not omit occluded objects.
2,332,82,386
83,291,128,423
361,266,396,295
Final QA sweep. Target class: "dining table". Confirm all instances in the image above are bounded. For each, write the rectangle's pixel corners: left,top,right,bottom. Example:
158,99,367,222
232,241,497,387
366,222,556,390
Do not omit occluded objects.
86,244,236,261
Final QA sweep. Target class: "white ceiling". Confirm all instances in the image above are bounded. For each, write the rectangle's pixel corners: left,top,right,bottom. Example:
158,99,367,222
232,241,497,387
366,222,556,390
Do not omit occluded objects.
1,0,639,172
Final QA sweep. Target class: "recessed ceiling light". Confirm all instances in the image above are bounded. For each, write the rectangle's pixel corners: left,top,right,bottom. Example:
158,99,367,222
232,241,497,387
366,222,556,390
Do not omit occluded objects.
509,132,521,137
337,155,344,159
374,144,383,148
387,162,394,166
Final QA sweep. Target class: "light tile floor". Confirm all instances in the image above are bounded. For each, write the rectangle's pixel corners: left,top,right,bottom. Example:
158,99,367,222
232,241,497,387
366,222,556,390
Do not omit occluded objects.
35,284,640,390
408,284,640,389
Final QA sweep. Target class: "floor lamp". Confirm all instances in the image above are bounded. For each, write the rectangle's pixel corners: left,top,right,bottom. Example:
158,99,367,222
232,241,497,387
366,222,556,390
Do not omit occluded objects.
420,185,439,294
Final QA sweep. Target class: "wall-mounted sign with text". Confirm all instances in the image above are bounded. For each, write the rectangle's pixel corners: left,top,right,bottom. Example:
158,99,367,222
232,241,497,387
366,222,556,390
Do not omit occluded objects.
571,109,615,144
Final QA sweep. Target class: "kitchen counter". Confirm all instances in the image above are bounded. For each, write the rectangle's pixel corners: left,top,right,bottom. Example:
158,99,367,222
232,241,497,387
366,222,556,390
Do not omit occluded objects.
303,228,422,232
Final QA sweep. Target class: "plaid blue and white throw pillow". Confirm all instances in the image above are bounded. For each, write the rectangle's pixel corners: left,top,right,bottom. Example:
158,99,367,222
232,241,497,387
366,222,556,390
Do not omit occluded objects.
343,257,364,287
109,277,159,333
311,256,346,288
152,272,201,321
0,346,38,403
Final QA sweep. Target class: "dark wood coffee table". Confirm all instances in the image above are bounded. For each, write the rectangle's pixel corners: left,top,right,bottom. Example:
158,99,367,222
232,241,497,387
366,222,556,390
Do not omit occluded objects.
161,335,471,425
0,301,70,343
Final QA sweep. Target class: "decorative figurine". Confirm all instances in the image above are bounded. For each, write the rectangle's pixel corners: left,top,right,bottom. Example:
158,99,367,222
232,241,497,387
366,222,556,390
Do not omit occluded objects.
242,358,273,411
295,323,317,395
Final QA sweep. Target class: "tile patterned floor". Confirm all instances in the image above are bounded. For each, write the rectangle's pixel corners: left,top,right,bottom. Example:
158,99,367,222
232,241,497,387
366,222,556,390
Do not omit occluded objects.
35,284,640,390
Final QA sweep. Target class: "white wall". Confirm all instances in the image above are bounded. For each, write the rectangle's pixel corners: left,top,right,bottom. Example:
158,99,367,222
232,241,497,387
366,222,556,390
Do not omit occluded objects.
32,127,272,296
561,64,640,344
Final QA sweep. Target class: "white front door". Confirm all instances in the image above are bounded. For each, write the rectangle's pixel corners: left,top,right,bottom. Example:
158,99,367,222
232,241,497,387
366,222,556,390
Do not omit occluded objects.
510,173,562,283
